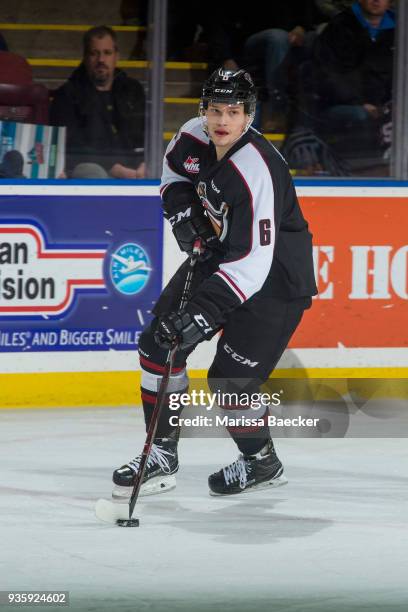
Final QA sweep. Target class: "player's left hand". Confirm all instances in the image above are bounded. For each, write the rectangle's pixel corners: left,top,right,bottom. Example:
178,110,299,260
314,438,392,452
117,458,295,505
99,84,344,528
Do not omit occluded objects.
154,305,216,350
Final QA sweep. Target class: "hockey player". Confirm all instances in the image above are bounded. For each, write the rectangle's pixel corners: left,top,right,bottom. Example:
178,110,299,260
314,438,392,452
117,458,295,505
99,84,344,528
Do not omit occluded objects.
113,68,317,497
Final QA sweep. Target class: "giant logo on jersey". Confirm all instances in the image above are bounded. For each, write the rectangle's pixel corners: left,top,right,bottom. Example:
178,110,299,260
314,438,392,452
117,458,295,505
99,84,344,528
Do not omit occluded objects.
197,181,211,209
0,221,106,318
197,181,229,241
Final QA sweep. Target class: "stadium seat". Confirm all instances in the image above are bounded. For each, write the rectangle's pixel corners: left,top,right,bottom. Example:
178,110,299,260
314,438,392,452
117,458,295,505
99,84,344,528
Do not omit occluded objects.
0,51,49,123
0,83,49,124
0,50,33,85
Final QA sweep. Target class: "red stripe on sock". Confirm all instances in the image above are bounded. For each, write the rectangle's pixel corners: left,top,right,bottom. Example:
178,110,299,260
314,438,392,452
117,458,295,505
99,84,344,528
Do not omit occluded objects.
140,355,184,374
141,391,157,404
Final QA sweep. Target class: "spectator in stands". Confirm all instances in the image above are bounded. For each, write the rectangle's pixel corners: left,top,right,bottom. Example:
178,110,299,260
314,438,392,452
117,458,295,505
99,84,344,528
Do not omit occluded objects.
314,0,354,20
242,1,329,121
282,0,394,175
204,2,353,73
50,25,145,179
312,0,395,140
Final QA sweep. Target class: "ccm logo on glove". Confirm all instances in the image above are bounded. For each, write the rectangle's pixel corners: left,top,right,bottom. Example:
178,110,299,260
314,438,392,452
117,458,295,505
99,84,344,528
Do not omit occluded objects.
164,201,221,257
168,207,192,227
193,313,212,334
154,306,216,350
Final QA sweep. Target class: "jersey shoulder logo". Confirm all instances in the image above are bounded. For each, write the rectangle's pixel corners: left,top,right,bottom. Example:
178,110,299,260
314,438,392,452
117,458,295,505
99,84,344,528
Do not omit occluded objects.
197,181,211,211
183,156,200,174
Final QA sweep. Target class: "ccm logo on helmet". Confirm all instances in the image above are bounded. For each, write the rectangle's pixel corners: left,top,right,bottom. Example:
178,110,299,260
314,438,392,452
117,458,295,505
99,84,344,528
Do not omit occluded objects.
214,88,233,94
223,343,259,367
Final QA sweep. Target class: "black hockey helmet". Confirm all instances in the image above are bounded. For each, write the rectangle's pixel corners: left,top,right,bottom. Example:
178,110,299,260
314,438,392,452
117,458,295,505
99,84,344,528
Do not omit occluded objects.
201,68,257,117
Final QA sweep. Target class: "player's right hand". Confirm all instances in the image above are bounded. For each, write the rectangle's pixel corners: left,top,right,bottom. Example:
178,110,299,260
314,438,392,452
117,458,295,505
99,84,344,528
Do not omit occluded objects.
165,202,220,257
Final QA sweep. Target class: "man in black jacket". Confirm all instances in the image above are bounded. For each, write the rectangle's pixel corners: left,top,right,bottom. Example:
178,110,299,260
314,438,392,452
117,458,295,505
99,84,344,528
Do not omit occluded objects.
50,26,145,178
243,0,327,100
112,69,317,498
312,0,394,146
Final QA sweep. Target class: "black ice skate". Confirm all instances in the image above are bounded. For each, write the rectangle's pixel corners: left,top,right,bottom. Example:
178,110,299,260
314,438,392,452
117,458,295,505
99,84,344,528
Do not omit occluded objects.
112,437,179,499
208,440,288,496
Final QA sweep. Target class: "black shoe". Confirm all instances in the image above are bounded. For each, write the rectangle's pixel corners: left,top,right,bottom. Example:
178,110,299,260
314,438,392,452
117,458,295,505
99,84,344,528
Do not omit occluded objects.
208,440,287,496
112,437,179,499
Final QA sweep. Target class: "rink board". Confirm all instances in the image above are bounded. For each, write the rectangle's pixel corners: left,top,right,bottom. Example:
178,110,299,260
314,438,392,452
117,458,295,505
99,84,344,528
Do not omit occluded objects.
1,180,408,407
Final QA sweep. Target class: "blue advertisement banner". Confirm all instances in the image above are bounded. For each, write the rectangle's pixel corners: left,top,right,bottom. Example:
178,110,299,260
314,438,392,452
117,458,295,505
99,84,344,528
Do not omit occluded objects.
0,194,163,352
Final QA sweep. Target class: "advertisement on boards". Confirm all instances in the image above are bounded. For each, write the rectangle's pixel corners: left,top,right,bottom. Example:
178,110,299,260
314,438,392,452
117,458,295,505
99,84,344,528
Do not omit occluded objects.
293,195,408,348
0,194,163,352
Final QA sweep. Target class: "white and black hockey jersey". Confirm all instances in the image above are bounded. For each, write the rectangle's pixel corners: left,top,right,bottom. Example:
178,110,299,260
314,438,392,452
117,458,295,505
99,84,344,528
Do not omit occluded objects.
160,117,317,319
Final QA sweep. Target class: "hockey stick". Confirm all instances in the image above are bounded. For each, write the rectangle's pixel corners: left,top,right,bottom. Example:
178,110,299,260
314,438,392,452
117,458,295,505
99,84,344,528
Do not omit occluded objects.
116,239,202,527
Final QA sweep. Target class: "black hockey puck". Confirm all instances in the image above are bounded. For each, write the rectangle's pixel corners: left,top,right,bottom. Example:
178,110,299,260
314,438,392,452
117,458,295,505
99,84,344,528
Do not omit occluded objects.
116,518,140,527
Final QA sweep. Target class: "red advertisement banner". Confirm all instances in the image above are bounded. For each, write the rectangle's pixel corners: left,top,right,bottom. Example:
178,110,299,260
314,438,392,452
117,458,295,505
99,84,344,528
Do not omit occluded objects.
292,197,408,348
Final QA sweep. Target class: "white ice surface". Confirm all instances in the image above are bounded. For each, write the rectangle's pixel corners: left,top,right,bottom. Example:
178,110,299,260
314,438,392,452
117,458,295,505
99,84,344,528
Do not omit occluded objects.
1,407,407,612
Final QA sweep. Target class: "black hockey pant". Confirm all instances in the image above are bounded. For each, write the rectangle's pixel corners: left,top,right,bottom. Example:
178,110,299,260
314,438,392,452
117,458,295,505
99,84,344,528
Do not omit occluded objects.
138,260,311,456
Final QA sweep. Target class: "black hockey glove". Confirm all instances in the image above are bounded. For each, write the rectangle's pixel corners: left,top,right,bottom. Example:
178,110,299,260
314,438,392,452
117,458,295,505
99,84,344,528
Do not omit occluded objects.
154,303,217,351
164,202,220,257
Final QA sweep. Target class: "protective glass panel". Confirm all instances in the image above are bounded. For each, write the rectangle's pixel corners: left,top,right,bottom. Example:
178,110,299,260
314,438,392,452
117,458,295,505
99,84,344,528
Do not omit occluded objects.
161,0,396,179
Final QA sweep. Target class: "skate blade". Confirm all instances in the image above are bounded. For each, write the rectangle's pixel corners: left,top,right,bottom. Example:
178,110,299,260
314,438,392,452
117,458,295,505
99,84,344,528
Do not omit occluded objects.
112,475,177,500
95,498,132,524
209,474,288,497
